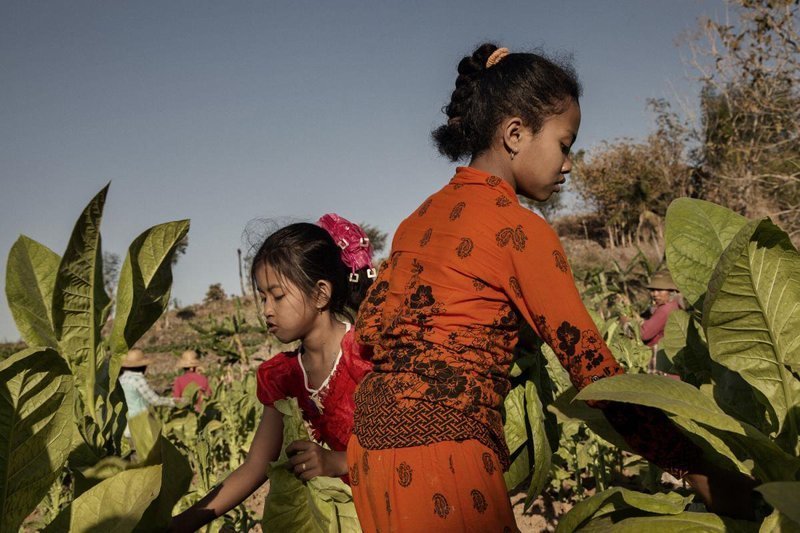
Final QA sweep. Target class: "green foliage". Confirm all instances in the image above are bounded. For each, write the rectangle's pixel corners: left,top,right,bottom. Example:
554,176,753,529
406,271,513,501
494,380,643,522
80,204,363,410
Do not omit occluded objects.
262,398,360,532
4,236,61,349
562,197,800,530
3,184,191,530
110,219,191,385
703,218,800,448
0,348,74,532
556,487,692,533
756,482,800,528
665,197,748,308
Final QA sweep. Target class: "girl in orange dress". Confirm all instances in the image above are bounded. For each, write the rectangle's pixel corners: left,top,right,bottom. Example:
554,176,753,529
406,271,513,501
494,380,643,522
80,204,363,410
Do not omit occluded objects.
347,43,756,532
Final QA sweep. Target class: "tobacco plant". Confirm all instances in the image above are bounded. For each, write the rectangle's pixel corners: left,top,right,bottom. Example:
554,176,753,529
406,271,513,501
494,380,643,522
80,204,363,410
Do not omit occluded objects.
3,185,191,531
557,198,800,531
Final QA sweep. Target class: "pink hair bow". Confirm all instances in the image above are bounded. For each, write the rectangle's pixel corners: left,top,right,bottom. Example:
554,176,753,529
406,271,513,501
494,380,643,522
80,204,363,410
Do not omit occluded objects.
317,213,376,282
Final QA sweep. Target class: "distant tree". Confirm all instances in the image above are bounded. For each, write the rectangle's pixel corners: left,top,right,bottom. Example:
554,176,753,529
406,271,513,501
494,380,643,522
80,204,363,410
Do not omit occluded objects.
204,283,226,303
686,0,800,239
102,252,121,296
172,235,189,266
361,223,388,256
569,100,694,250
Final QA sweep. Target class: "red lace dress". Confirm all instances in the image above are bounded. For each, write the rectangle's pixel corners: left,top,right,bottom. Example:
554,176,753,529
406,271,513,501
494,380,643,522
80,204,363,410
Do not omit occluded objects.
256,324,373,453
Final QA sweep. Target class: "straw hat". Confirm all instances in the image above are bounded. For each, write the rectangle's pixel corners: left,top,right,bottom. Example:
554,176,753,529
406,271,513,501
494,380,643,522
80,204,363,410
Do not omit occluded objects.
646,270,678,291
121,348,153,368
177,350,202,369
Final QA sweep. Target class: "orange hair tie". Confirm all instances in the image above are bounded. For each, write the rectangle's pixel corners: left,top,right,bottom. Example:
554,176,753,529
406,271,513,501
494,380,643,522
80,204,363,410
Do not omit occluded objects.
486,47,510,68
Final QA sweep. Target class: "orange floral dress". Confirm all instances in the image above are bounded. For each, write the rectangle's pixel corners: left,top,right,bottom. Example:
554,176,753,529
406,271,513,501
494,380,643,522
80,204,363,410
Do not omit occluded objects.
347,166,699,532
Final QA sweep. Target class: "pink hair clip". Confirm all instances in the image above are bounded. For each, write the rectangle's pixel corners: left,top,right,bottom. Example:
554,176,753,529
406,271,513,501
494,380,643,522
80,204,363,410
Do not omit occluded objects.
317,213,375,283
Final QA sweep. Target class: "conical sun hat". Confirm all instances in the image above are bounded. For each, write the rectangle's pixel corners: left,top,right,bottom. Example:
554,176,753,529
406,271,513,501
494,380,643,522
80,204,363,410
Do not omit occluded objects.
178,350,202,369
646,270,678,291
121,348,153,368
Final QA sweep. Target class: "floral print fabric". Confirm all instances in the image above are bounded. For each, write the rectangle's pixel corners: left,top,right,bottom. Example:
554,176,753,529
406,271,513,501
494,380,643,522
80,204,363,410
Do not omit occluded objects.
353,166,698,477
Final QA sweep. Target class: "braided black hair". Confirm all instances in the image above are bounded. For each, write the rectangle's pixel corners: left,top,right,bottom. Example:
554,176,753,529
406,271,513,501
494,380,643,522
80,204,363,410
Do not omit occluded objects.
432,42,582,162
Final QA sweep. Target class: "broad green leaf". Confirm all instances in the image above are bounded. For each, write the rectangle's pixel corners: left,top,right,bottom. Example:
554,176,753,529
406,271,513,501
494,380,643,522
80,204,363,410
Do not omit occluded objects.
548,387,632,452
703,219,800,444
45,464,162,533
760,509,800,533
109,219,190,385
669,415,750,475
503,385,527,457
576,374,800,480
502,385,531,492
577,511,758,533
665,198,748,308
5,236,61,348
128,411,161,461
52,184,111,420
708,363,772,437
0,348,74,532
263,398,360,532
556,487,691,533
524,380,552,507
757,482,800,526
135,435,193,531
661,309,711,385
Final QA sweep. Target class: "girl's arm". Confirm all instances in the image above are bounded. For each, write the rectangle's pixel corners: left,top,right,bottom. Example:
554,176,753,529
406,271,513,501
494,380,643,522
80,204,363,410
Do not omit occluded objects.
170,406,284,532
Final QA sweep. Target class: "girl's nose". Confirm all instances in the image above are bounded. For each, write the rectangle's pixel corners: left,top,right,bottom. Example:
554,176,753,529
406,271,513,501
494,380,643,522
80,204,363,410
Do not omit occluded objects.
561,155,573,174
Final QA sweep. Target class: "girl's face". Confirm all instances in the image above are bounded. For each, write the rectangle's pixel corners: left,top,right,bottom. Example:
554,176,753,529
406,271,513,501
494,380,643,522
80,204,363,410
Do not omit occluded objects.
254,262,318,344
511,99,581,202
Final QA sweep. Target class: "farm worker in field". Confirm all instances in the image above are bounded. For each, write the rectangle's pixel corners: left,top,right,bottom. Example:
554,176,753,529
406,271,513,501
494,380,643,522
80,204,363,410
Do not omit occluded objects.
119,348,176,437
346,43,758,531
172,349,212,409
640,270,683,348
171,214,376,532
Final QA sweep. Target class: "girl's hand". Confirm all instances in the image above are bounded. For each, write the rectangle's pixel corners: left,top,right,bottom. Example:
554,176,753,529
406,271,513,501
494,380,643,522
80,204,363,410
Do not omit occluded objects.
286,440,348,481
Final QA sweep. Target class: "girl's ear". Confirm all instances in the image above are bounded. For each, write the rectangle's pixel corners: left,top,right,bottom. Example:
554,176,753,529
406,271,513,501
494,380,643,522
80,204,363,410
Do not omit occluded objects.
314,280,333,310
501,116,525,155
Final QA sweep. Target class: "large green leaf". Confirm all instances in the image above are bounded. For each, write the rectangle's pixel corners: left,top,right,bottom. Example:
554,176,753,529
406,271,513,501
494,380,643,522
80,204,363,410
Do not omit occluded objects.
52,184,111,420
109,219,190,385
556,487,691,533
524,380,552,507
575,374,800,481
665,198,748,308
548,387,634,452
760,509,800,533
577,511,758,533
134,434,193,531
45,464,162,532
703,218,800,445
756,482,800,526
0,348,74,532
661,309,711,385
4,236,61,349
262,398,359,532
502,385,530,492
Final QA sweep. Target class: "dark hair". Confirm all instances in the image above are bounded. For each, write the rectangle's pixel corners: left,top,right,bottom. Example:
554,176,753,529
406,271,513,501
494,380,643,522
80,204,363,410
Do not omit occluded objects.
249,223,373,321
432,42,582,162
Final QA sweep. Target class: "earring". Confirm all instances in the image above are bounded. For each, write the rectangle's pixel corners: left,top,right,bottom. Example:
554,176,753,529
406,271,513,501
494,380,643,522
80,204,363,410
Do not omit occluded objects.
510,150,517,160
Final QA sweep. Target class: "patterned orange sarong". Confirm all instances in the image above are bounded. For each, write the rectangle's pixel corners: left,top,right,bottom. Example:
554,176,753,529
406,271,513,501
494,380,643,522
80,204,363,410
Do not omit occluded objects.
347,435,519,533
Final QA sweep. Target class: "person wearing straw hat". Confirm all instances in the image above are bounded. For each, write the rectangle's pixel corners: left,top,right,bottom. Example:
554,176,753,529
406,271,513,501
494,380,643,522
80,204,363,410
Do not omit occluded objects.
119,349,176,436
640,269,683,348
172,349,212,409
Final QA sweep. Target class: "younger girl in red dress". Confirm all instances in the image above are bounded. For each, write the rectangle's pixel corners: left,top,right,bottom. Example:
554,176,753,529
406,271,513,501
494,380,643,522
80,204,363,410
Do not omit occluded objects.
171,214,376,532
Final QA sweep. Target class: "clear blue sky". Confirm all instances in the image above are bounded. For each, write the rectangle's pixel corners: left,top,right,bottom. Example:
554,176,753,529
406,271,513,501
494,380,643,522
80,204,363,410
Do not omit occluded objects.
1,0,724,341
